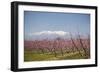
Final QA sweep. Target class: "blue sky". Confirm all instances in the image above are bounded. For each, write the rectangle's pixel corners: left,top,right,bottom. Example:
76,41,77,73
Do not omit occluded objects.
24,11,90,40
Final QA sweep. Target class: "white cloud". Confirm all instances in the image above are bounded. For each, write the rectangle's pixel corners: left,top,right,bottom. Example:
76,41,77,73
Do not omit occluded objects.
31,31,69,36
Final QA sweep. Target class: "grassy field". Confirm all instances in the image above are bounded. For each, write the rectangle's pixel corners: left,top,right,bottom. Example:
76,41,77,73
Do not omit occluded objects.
24,49,89,62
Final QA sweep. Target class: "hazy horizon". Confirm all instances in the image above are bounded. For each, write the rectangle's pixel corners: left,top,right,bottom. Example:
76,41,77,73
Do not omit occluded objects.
24,11,90,40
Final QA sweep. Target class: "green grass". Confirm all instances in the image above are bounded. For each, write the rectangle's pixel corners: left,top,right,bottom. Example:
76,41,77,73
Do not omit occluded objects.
24,49,89,62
